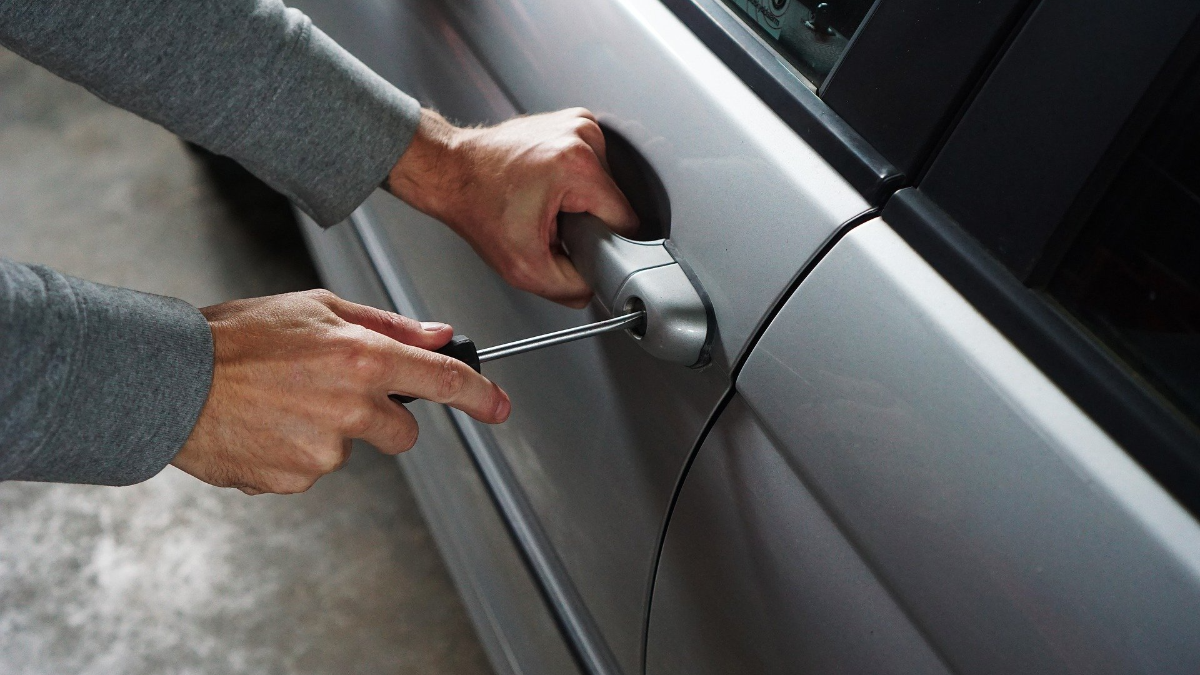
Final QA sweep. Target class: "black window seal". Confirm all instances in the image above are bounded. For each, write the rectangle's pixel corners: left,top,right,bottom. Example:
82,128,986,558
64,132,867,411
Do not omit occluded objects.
914,0,1200,281
658,0,902,204
661,0,1034,205
820,0,1037,181
885,188,1200,518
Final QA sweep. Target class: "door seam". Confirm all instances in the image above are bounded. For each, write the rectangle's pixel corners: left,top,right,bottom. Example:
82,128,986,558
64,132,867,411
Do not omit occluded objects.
638,207,878,674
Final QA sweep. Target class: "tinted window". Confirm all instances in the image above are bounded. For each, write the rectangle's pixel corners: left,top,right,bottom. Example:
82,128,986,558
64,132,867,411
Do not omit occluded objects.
722,0,876,88
1049,59,1200,427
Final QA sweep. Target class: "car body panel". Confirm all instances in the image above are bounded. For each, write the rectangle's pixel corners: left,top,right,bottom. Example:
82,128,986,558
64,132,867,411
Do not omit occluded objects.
647,394,951,675
292,1,1200,673
659,217,1200,674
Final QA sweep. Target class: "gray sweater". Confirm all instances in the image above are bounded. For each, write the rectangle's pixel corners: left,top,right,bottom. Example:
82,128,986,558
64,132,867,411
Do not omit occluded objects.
0,0,421,484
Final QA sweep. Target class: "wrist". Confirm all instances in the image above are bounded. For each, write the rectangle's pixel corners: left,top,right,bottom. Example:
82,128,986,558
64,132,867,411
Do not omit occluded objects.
386,109,471,223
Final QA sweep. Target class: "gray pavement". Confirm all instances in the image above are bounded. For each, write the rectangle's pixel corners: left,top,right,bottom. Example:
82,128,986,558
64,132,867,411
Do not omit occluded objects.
0,48,492,675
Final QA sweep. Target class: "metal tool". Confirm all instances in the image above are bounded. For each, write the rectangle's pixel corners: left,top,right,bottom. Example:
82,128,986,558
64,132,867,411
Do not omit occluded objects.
477,311,645,363
391,311,646,403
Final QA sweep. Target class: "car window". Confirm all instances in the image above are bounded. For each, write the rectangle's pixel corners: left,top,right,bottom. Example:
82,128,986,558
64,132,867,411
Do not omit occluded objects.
722,0,877,88
1048,58,1200,428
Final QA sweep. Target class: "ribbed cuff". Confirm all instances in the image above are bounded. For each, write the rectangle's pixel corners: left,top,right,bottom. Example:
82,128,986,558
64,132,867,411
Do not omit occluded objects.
228,21,422,227
11,274,213,485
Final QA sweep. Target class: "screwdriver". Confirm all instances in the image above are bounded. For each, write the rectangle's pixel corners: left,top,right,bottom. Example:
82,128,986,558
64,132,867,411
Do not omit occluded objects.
391,310,646,403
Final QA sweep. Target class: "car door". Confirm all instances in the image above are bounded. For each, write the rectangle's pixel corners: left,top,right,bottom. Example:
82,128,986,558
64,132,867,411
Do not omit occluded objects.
289,0,884,671
647,1,1200,673
288,0,1061,672
336,4,872,674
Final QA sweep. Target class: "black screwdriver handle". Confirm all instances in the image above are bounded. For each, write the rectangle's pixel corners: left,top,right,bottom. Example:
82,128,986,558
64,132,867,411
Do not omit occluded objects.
390,335,481,404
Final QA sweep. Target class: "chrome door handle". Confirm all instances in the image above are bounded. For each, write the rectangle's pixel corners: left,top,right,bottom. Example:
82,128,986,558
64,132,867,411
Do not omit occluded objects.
559,213,710,367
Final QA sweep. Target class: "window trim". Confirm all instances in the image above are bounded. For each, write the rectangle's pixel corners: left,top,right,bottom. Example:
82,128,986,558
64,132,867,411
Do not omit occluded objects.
819,0,1034,180
660,0,1029,201
658,0,900,203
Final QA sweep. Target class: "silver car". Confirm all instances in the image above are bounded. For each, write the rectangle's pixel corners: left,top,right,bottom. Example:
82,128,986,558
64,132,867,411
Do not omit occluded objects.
290,0,1200,673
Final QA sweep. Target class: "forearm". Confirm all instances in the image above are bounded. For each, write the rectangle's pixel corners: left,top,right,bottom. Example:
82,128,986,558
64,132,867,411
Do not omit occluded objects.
0,0,420,226
0,259,213,485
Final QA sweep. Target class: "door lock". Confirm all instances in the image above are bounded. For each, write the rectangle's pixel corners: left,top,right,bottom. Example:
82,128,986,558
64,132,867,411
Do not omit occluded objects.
559,213,711,367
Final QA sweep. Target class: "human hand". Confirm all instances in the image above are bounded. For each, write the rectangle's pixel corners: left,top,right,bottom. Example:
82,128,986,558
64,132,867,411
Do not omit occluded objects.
171,290,510,495
386,108,639,308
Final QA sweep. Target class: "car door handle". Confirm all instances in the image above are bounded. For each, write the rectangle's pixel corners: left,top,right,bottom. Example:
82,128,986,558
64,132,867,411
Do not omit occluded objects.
559,212,710,367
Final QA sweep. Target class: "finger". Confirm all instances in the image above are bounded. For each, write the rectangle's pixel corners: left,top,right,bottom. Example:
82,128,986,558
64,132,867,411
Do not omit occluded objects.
540,248,593,308
290,438,352,482
501,233,593,307
561,167,640,237
386,344,512,424
272,474,320,495
360,398,421,455
562,106,597,123
572,118,609,172
328,439,354,472
325,296,453,349
244,471,318,495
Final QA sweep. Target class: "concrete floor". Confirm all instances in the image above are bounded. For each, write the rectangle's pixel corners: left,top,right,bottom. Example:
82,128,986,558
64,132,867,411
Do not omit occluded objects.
0,49,492,675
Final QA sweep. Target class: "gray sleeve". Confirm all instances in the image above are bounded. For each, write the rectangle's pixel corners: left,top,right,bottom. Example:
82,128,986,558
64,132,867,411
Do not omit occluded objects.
0,260,213,485
0,0,421,226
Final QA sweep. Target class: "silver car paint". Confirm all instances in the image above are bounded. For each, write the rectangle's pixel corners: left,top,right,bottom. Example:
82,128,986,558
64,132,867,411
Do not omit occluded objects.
656,218,1200,674
290,0,871,672
648,395,952,675
292,1,1200,673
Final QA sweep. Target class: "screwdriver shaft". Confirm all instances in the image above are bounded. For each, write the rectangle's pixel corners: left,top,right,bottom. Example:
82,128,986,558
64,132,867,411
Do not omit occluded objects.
476,311,645,363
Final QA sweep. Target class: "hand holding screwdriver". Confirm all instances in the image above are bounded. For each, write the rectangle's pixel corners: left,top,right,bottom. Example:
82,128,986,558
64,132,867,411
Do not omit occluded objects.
391,311,646,403
171,291,512,495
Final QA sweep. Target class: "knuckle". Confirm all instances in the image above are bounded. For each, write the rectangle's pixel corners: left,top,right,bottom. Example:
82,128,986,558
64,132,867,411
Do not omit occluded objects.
557,140,594,166
573,118,601,138
435,357,465,400
501,254,541,290
306,288,338,305
570,140,595,160
273,475,316,494
304,448,343,475
386,312,419,334
342,338,383,382
338,405,374,437
353,355,384,383
504,265,538,293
